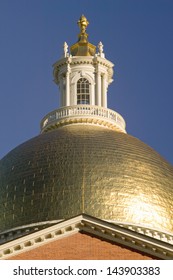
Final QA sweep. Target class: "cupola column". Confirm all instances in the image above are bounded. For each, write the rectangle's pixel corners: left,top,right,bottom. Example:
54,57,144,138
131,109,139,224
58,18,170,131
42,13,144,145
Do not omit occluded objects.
101,74,107,107
65,66,70,106
59,75,64,107
90,82,95,105
96,70,101,106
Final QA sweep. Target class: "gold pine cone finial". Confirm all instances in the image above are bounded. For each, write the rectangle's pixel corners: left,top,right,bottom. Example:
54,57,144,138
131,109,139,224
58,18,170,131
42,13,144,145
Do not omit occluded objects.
77,15,89,34
70,15,96,56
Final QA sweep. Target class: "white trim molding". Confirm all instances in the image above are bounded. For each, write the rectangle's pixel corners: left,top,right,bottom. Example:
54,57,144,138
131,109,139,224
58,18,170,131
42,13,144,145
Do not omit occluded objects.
0,214,173,260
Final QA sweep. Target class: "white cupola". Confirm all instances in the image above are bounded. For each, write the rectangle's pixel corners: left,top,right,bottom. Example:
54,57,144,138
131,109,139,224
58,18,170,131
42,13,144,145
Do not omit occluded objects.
40,15,126,133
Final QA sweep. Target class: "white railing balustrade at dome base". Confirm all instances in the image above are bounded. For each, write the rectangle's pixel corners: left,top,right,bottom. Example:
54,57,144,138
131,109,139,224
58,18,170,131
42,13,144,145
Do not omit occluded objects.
40,105,126,133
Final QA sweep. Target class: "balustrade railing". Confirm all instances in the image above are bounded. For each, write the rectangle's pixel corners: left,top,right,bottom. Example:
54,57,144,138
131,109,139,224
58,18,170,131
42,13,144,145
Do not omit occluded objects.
41,105,126,132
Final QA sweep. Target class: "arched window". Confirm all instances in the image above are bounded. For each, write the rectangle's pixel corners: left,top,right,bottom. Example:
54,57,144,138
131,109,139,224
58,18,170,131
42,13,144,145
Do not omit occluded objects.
77,78,90,104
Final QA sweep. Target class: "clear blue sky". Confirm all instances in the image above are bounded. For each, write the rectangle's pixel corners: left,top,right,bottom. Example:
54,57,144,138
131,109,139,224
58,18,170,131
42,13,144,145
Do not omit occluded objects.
0,0,173,164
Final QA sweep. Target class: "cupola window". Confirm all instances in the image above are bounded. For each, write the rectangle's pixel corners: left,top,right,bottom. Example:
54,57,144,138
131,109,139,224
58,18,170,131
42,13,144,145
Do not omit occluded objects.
77,78,90,104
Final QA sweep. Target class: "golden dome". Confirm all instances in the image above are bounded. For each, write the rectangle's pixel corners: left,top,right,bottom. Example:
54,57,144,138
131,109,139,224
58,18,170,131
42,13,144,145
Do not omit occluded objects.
0,124,173,235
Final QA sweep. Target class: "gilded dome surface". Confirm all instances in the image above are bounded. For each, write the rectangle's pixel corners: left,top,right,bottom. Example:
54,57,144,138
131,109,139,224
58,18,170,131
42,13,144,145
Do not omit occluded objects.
0,124,173,234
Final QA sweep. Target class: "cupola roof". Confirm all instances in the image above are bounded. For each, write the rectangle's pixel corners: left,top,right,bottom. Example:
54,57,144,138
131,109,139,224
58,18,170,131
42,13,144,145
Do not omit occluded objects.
70,15,96,56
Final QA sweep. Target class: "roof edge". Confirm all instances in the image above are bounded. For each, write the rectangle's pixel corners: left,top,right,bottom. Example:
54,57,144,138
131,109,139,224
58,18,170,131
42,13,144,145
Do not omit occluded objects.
0,214,173,260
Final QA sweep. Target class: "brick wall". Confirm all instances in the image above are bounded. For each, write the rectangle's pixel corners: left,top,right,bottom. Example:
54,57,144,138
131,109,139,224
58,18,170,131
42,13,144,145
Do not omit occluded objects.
8,232,156,260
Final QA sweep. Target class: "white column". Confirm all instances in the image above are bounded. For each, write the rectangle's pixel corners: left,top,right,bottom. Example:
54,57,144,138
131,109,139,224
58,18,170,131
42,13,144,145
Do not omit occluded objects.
59,76,64,107
102,74,107,108
96,70,101,106
66,71,70,106
90,83,95,105
70,83,75,105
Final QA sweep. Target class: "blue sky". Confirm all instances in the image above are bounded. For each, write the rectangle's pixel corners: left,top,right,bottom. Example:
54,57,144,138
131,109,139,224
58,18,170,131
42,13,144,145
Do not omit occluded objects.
0,0,173,164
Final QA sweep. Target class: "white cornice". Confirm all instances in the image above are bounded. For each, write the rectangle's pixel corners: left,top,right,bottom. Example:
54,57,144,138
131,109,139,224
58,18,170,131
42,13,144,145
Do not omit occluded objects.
53,56,114,78
53,56,114,66
0,214,173,260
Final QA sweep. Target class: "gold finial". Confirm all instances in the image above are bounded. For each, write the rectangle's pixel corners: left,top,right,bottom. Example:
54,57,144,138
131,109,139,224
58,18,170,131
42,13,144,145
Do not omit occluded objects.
77,15,89,34
70,15,96,56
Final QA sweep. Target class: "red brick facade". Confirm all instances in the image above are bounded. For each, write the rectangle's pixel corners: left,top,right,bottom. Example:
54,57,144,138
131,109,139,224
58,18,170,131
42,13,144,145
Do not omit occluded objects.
9,232,156,260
